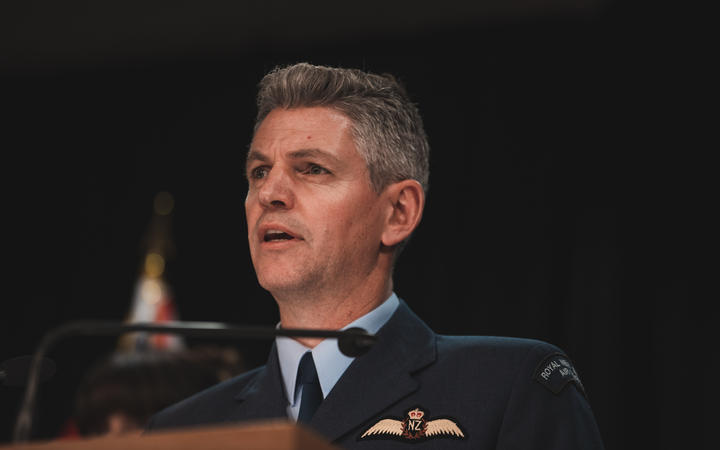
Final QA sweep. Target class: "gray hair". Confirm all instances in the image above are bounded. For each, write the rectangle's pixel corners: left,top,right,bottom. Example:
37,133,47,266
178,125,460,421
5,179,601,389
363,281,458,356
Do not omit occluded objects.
254,62,430,193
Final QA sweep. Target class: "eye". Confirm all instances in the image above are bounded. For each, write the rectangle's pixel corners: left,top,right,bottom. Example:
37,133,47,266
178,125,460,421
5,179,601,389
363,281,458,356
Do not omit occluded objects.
249,165,269,180
302,164,330,175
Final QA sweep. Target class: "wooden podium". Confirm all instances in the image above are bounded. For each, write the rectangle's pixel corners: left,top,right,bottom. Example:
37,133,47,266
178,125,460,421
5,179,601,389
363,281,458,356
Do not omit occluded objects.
1,421,340,450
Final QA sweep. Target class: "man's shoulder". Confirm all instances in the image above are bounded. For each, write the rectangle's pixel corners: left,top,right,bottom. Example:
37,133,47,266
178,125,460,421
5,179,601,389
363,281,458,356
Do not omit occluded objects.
147,365,266,431
394,301,574,381
435,335,570,376
433,334,586,398
437,334,562,356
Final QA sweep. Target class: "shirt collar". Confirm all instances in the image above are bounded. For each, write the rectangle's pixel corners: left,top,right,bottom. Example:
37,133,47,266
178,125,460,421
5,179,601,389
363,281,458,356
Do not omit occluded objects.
276,292,400,405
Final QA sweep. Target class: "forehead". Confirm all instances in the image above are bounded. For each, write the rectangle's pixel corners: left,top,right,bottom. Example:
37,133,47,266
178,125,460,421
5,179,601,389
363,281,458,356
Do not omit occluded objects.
250,107,355,152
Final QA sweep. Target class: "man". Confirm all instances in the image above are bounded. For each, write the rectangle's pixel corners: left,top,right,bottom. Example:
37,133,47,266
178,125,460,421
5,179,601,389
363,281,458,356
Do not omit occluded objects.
148,63,604,449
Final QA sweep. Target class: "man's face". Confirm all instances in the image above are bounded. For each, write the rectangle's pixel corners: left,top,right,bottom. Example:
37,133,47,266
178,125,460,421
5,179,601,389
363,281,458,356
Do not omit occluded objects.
245,107,388,300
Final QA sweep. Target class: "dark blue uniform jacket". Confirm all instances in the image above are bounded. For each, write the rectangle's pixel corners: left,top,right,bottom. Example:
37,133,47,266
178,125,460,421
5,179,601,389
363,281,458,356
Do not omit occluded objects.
147,301,604,449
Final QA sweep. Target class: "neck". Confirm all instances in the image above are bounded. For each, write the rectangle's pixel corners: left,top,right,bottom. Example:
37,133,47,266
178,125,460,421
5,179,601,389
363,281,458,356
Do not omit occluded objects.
275,273,392,348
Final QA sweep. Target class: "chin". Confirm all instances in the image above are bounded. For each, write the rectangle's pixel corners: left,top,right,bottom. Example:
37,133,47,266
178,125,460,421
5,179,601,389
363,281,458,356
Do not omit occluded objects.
257,270,308,295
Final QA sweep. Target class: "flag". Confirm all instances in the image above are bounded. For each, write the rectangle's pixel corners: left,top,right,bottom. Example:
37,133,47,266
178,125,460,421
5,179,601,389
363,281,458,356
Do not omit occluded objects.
118,191,183,352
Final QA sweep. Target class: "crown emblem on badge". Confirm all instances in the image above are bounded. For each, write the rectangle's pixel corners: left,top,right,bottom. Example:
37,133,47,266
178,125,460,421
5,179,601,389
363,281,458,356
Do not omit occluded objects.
360,407,465,442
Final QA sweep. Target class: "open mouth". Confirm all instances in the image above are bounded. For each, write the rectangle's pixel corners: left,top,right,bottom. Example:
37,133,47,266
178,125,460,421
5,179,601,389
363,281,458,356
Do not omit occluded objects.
263,230,296,242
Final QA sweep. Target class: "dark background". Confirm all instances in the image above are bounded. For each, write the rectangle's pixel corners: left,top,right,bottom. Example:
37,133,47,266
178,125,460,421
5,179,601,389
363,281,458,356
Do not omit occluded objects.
1,1,709,449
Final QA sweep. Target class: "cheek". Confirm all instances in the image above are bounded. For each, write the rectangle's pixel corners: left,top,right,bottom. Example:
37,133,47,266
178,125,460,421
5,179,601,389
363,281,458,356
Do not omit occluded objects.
329,200,384,244
244,191,254,213
245,197,259,230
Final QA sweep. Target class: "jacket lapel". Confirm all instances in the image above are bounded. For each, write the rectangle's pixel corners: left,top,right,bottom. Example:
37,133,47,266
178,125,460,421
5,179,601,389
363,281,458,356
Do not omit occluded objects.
229,343,288,422
310,301,437,442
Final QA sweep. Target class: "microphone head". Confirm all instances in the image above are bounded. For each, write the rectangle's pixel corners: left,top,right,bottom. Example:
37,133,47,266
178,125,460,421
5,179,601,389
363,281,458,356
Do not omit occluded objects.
1,356,56,387
338,327,377,357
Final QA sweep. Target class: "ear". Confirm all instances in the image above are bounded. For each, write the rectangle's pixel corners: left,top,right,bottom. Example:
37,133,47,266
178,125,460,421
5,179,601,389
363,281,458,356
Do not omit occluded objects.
381,179,425,247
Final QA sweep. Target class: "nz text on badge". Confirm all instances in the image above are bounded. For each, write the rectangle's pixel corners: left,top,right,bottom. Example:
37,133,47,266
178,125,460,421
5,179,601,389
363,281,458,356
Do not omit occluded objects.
359,407,465,443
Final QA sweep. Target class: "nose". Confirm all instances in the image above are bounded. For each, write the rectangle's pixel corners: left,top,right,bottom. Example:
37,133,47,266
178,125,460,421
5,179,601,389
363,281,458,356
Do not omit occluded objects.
256,167,294,210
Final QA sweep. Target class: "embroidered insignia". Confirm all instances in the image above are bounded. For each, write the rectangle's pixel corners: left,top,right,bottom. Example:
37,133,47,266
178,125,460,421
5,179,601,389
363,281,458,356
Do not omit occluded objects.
359,407,465,442
534,353,586,397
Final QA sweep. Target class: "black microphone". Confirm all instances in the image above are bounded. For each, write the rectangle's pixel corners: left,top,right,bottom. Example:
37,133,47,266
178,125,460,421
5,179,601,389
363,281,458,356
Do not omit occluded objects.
13,320,377,443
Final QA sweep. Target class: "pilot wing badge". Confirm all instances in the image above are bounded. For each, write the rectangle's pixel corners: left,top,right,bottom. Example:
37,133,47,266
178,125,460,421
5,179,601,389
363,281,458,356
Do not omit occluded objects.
360,407,465,442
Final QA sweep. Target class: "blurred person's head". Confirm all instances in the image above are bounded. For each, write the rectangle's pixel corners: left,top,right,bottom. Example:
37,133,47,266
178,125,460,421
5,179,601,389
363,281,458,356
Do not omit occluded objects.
73,347,243,436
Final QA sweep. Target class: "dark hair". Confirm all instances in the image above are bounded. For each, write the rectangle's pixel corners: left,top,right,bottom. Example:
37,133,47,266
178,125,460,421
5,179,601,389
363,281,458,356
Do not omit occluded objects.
73,347,243,436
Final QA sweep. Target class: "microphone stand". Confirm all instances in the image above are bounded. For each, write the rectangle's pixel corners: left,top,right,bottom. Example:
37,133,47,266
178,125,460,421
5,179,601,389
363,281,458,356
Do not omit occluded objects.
13,320,377,443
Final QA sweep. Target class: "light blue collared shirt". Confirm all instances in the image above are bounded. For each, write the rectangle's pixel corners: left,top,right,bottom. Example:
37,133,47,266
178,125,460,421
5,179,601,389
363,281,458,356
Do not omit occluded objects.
276,293,400,421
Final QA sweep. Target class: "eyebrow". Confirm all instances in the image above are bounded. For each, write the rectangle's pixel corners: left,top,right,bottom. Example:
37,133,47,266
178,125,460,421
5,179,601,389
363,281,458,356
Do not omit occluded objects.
246,148,343,167
246,149,270,165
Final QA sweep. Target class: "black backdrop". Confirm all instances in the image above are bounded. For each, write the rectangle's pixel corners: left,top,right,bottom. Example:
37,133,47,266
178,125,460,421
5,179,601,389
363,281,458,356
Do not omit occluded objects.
1,1,708,449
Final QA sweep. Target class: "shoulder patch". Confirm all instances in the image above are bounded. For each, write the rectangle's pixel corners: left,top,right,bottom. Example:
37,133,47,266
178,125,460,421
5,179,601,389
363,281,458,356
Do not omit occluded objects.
533,353,586,397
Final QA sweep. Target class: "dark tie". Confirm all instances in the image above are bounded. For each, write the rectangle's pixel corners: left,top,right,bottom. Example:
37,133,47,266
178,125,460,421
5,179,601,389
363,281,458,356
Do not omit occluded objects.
296,351,323,423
